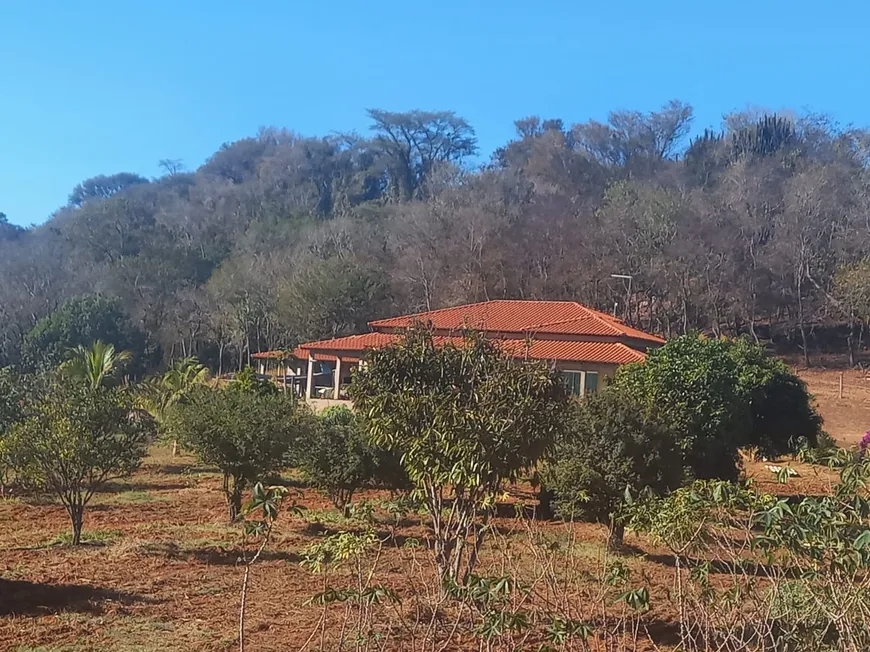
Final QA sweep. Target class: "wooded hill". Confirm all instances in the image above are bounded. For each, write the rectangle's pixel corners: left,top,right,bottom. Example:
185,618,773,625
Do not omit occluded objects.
3,102,870,372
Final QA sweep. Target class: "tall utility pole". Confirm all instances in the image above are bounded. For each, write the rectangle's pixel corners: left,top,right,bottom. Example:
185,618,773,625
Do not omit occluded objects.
611,274,633,322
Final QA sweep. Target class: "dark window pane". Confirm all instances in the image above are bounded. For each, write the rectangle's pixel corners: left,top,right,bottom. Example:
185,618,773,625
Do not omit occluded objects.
585,372,599,394
561,371,582,396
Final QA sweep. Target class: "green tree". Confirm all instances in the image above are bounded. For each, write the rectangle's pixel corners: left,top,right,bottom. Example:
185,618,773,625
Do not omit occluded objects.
544,388,684,548
728,338,823,458
7,381,153,544
833,259,870,367
277,257,390,343
21,295,151,375
171,387,299,521
299,406,376,512
350,330,568,584
611,334,749,481
60,340,132,390
228,365,278,397
613,335,823,481
137,357,209,455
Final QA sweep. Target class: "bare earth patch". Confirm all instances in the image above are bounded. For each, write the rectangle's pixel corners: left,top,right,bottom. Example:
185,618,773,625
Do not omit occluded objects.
2,370,868,651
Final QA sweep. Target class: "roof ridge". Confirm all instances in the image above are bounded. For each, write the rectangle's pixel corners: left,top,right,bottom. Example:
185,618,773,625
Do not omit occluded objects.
368,299,584,326
526,303,625,336
369,299,496,326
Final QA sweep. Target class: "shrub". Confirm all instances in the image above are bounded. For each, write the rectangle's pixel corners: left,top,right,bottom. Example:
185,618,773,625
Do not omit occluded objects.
611,334,747,480
171,387,299,521
351,329,568,584
300,406,376,512
6,380,154,544
611,334,819,480
228,365,278,397
544,388,684,547
727,338,823,458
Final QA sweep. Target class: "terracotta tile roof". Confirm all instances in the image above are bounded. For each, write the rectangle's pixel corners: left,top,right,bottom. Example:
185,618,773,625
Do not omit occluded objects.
294,333,646,365
251,351,292,360
369,300,663,344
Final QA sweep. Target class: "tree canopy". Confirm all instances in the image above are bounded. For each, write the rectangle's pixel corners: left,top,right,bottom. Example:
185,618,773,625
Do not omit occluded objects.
2,105,870,372
350,330,568,583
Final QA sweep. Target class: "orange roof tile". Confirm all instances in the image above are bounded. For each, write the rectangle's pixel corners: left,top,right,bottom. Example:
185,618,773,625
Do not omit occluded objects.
369,300,663,344
295,333,646,365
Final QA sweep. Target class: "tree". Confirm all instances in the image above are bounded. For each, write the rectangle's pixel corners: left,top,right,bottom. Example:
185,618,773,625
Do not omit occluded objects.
350,330,568,584
277,257,390,343
0,367,27,494
228,365,278,397
158,158,185,176
544,388,684,548
611,334,749,481
368,109,478,200
613,335,823,481
171,387,299,521
21,295,151,375
7,381,153,544
833,259,870,366
68,173,149,207
572,100,693,169
728,338,823,458
0,213,24,242
60,340,132,389
299,406,375,512
137,357,209,454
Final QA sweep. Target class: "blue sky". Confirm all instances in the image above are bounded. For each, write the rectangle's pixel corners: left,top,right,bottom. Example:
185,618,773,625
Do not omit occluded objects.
2,0,869,226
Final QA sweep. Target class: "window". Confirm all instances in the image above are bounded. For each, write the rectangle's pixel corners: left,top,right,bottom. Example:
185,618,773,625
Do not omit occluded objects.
561,370,583,396
560,370,599,397
584,371,599,394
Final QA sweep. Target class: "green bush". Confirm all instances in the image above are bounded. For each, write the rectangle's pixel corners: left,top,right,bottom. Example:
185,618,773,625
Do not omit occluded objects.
612,334,747,480
300,406,376,511
544,388,683,546
171,386,300,521
611,334,823,480
228,365,278,396
727,338,823,458
7,379,154,544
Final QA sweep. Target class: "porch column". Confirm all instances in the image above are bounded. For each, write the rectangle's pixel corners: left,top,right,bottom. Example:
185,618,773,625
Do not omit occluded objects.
333,357,342,399
306,355,315,399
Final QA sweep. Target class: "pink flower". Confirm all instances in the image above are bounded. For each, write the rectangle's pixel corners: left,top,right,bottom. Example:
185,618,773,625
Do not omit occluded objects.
860,430,870,457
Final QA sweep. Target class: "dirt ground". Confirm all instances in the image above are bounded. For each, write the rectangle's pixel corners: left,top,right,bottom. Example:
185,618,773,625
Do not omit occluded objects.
1,368,867,652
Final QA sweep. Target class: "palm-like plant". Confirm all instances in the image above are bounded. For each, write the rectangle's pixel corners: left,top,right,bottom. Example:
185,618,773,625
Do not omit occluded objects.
137,357,209,455
61,341,132,390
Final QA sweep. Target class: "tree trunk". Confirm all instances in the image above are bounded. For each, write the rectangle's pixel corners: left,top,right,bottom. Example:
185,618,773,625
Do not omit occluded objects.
606,521,625,551
69,503,84,545
225,475,243,522
536,484,555,521
848,319,856,368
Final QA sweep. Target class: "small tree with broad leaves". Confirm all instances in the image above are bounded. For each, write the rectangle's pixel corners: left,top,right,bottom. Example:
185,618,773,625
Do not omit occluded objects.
171,387,300,521
7,379,154,544
350,329,568,585
236,482,301,652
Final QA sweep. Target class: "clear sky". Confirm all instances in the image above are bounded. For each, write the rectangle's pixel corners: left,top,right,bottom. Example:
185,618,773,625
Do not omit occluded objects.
2,0,869,226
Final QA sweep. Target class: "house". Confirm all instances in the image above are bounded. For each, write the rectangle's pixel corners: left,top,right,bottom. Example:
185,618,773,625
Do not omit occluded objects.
254,300,664,410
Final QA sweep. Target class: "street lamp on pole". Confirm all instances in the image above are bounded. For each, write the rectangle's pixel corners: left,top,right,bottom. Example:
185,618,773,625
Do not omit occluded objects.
611,274,633,322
